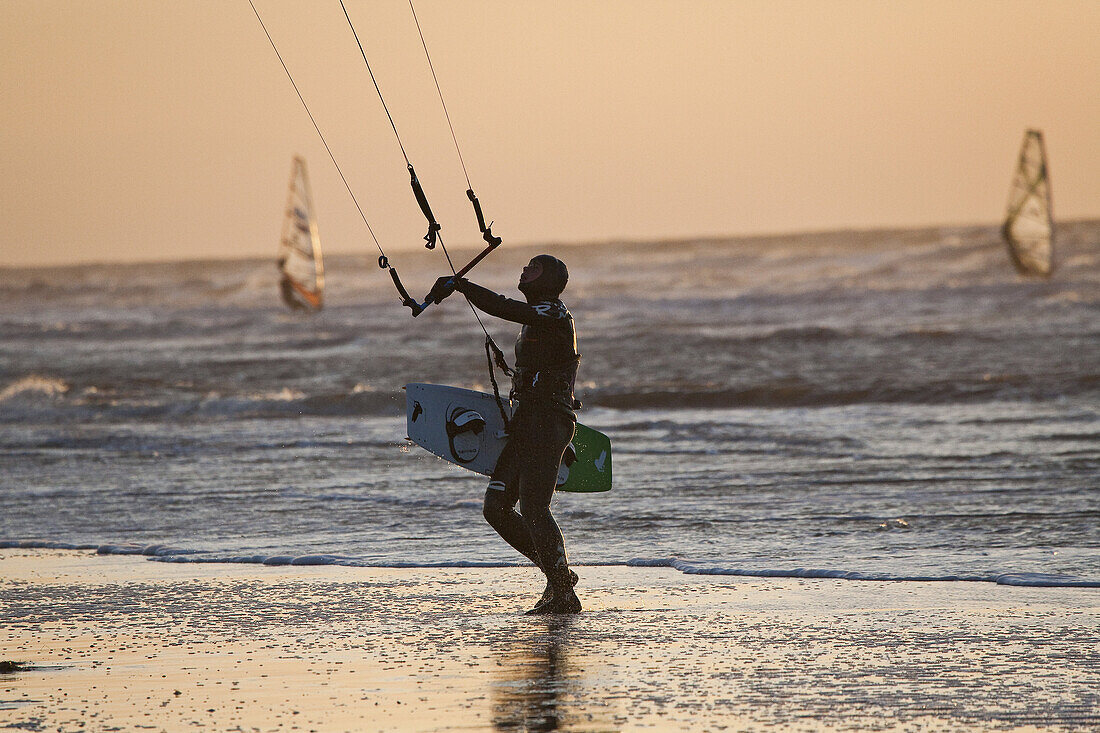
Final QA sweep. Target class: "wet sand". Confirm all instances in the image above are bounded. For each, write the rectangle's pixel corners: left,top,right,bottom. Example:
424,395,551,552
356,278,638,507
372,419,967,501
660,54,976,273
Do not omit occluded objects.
1,549,1098,731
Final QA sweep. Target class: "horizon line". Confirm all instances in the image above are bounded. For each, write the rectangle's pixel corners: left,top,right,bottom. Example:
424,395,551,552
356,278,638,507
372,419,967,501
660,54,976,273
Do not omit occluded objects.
4,217,1096,271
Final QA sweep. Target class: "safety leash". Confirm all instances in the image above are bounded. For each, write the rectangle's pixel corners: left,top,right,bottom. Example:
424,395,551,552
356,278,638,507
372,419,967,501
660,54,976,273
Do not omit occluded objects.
484,337,514,429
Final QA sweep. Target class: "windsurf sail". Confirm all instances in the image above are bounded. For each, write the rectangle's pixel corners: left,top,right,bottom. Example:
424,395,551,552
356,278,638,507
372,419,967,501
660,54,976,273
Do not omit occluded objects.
277,156,325,310
1002,129,1054,276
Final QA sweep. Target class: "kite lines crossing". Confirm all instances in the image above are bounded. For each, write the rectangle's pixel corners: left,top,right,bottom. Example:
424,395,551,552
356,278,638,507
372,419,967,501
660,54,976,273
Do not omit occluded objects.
247,0,505,317
248,0,515,410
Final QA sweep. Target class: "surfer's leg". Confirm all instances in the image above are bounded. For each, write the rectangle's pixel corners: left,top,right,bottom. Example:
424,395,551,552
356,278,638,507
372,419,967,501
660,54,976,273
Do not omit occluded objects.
482,435,541,567
519,410,581,614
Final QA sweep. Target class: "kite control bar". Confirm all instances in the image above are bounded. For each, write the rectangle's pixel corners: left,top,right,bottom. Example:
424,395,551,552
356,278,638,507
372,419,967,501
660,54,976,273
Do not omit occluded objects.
415,237,502,317
379,236,501,317
381,176,503,316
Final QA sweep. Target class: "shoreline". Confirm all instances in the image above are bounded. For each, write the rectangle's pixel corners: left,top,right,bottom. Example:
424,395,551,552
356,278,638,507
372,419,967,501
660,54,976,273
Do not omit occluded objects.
4,539,1097,588
3,548,1098,731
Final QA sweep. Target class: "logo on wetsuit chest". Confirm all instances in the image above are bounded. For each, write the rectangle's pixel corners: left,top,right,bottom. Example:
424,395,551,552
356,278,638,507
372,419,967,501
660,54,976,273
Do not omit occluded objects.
532,302,567,318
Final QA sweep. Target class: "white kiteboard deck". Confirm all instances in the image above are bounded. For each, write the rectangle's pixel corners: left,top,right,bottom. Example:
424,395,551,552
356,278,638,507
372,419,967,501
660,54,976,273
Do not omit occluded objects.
405,383,612,493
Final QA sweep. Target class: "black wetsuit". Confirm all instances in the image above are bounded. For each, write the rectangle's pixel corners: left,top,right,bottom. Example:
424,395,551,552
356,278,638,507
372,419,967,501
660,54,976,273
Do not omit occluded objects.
454,279,579,582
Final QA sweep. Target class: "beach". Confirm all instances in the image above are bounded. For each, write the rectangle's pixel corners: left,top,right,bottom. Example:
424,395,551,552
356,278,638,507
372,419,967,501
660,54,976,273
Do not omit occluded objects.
3,548,1098,731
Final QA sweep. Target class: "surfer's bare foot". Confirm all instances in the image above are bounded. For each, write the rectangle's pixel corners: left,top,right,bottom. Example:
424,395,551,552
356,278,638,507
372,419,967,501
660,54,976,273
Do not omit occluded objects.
526,588,582,615
537,569,578,607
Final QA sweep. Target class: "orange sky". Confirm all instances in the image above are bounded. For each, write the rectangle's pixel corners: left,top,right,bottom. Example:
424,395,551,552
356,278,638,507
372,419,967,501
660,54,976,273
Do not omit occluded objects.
2,0,1098,266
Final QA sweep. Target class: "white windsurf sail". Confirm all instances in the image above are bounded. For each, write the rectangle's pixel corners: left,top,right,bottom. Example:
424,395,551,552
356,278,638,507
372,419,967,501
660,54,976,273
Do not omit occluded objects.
1002,129,1054,276
277,156,325,310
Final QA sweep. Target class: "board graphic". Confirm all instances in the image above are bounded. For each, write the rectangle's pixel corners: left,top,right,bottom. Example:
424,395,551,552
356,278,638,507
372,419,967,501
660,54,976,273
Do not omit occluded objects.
405,383,612,493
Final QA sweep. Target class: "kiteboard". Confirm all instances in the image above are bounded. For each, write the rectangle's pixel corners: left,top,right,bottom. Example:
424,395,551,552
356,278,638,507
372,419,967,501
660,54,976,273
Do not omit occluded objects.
405,383,612,493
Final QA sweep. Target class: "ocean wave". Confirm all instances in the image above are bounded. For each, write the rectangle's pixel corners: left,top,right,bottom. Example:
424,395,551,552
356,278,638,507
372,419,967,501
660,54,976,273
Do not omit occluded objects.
0,375,70,402
280,489,482,512
583,377,1100,409
4,540,1096,588
0,385,404,423
1031,432,1100,442
2,376,1096,421
2,372,1091,416
626,558,1100,588
153,555,522,568
720,324,1027,345
0,540,202,556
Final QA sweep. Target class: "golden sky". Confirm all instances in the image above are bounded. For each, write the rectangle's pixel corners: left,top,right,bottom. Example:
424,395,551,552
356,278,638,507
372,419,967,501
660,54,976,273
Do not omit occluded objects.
2,0,1098,266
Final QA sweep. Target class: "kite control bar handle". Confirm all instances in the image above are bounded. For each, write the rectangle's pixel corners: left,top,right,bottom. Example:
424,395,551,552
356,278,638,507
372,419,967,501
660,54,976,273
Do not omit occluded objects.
467,189,502,246
408,165,441,249
379,255,424,316
411,238,503,317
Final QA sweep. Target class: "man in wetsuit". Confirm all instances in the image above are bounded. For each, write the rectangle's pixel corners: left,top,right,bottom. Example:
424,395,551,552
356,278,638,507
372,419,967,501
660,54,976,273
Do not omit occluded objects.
429,254,582,614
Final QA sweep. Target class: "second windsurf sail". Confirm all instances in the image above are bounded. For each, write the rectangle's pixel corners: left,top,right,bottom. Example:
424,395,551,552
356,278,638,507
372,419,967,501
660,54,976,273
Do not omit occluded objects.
1002,129,1054,277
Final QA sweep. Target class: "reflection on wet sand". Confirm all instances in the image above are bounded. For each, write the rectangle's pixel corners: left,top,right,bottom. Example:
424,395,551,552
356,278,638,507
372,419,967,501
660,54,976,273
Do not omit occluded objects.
490,616,613,732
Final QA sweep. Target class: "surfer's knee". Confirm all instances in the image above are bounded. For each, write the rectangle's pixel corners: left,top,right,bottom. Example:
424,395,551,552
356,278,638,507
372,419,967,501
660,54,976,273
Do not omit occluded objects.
517,472,555,518
517,496,552,528
482,482,511,524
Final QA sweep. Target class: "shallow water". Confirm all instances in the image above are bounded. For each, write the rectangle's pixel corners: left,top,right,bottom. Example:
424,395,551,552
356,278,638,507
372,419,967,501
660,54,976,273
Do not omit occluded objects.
2,223,1098,585
4,558,1098,731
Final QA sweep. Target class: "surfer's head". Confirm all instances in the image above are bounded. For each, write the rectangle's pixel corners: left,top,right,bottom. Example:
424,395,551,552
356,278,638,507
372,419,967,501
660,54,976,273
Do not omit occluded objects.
519,254,568,300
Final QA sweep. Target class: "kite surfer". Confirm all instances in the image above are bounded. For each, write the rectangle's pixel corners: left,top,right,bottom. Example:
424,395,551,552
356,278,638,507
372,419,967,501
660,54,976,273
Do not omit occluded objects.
430,255,582,614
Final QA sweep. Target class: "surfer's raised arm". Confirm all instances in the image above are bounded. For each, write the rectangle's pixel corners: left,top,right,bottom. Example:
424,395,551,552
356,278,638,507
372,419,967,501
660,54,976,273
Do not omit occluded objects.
428,255,572,327
429,278,550,326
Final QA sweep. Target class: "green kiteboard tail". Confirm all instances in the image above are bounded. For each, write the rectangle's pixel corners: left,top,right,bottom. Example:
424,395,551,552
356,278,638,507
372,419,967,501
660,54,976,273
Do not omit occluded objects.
562,422,612,493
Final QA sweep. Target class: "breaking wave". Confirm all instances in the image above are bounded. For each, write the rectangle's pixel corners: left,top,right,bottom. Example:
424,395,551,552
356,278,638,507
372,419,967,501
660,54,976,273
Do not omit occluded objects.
3,540,1096,588
4,376,1098,423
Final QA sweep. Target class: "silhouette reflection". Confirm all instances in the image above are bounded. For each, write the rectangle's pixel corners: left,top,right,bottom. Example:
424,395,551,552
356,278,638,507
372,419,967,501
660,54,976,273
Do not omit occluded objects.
490,615,577,731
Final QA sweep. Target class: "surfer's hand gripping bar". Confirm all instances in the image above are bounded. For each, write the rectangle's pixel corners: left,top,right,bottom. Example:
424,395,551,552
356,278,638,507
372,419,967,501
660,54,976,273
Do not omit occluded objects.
411,237,503,317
